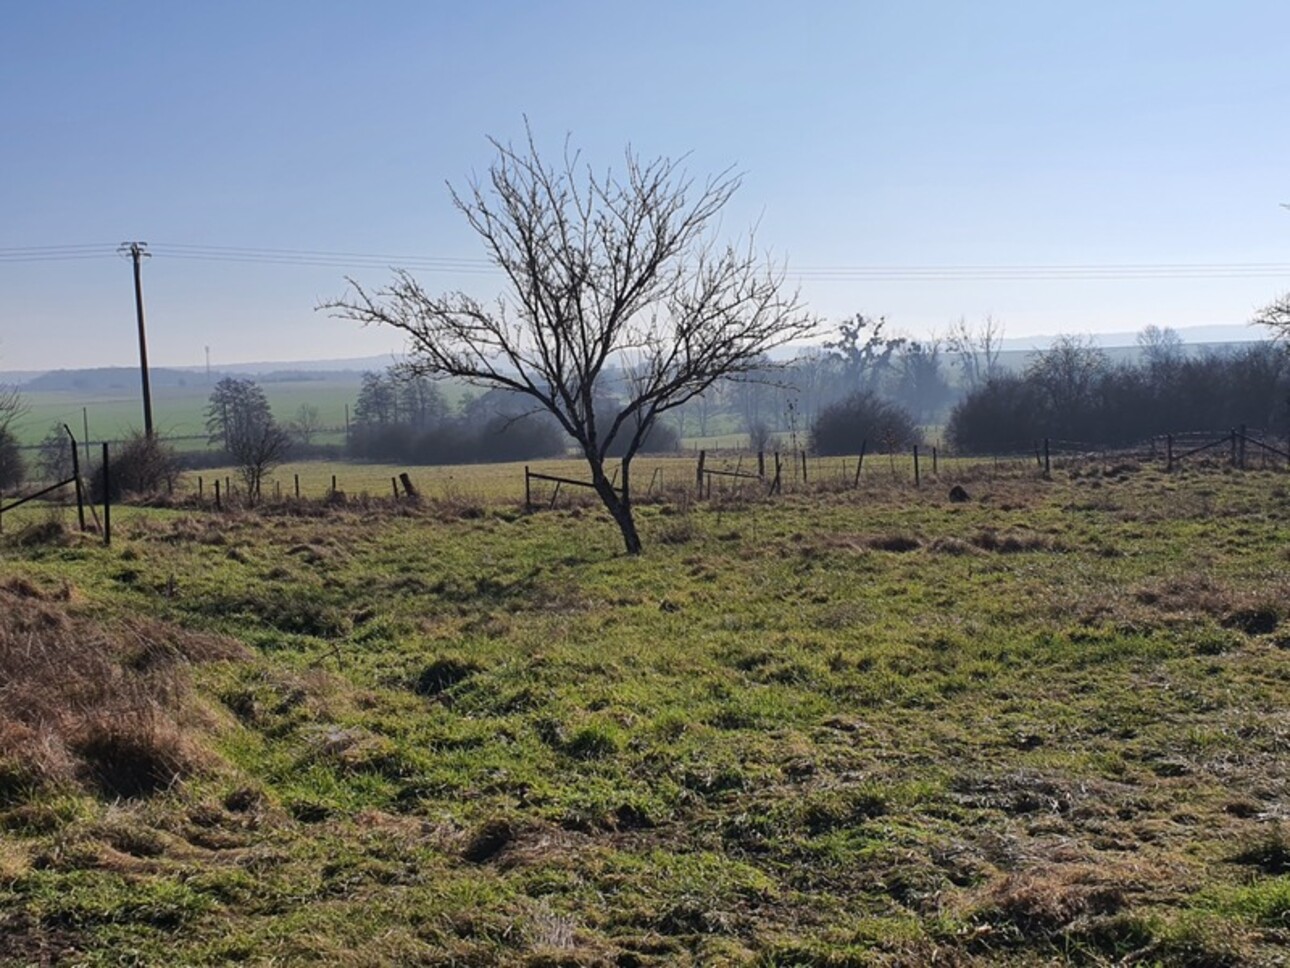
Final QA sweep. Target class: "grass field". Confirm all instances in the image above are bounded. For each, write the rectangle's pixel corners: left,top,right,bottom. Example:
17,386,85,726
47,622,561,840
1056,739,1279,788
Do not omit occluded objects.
10,381,362,449
1,457,1288,965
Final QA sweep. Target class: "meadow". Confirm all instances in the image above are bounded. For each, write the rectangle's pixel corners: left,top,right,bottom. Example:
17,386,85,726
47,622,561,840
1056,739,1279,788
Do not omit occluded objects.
1,456,1288,966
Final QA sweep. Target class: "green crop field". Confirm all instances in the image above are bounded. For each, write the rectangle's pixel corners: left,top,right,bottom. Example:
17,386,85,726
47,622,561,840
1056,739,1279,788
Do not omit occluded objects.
2,457,1289,965
10,380,364,449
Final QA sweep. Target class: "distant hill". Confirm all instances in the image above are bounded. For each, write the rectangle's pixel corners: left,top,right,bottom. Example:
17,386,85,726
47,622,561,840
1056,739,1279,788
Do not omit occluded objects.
19,366,368,393
22,367,213,392
8,323,1274,391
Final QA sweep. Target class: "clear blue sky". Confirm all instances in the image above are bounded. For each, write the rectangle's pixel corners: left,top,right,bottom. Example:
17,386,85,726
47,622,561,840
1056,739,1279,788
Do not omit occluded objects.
3,1,1288,370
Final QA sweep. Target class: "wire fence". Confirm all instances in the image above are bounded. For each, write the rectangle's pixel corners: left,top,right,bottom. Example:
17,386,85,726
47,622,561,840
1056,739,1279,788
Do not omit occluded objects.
3,425,1288,522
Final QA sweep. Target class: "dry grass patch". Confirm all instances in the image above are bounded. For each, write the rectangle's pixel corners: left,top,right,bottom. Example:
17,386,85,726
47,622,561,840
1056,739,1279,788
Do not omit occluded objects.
0,584,247,801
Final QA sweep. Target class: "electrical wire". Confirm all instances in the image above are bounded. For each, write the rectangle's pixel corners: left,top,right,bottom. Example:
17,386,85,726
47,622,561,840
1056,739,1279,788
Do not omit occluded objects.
0,241,1287,281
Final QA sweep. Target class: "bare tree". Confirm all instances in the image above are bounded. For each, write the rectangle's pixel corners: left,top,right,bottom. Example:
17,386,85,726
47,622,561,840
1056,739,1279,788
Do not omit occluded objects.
229,419,292,505
289,403,325,446
1254,293,1290,342
946,315,1005,390
0,364,26,491
823,314,905,394
37,422,74,483
0,382,23,435
325,129,814,553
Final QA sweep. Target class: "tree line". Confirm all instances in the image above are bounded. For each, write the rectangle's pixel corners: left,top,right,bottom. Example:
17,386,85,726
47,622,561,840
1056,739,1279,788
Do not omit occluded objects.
947,332,1290,453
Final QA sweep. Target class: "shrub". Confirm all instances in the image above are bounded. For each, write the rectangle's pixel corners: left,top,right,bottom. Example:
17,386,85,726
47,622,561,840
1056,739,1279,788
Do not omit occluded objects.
603,419,682,457
809,391,921,456
90,432,182,501
946,374,1046,454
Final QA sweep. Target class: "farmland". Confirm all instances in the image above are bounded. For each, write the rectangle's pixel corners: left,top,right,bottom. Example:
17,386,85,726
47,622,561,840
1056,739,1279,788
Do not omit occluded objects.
11,379,363,450
1,458,1289,965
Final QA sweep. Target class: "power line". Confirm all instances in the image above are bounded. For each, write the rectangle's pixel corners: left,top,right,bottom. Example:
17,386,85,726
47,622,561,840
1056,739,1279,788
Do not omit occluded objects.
1,240,1288,281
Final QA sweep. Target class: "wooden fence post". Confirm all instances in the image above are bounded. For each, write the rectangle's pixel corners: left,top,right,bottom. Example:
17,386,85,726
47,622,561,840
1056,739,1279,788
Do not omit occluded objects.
101,443,111,547
198,476,204,499
854,440,867,487
801,450,808,482
1230,429,1237,466
331,474,337,496
932,446,938,476
1043,437,1051,478
64,425,86,532
294,473,300,498
757,451,765,479
1239,424,1247,469
696,450,706,496
525,466,532,511
214,479,221,511
392,477,399,498
913,446,920,487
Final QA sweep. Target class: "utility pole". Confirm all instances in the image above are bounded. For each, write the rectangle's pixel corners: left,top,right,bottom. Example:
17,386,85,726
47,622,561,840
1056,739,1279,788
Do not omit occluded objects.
119,242,154,437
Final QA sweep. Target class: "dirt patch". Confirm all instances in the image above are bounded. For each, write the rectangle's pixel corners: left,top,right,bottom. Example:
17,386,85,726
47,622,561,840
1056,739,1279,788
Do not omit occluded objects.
462,816,519,863
413,657,482,697
971,529,1062,554
866,533,923,553
0,911,84,966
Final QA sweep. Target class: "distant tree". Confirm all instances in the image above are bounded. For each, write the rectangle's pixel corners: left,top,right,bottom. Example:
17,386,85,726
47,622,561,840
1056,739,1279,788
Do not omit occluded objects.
784,349,833,427
1136,325,1184,368
0,428,22,491
353,371,399,427
205,378,273,451
289,403,325,446
892,338,954,422
946,315,1004,390
0,364,25,491
810,391,920,456
748,420,773,453
0,383,21,434
823,314,905,394
325,127,813,554
397,374,448,429
37,423,73,482
1027,334,1109,430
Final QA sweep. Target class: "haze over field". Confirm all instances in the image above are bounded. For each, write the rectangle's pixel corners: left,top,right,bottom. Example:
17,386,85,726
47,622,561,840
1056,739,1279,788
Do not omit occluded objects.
3,2,1289,371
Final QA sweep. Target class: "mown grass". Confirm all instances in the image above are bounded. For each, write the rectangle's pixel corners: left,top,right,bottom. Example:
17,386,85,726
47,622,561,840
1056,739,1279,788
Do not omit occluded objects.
1,457,1288,965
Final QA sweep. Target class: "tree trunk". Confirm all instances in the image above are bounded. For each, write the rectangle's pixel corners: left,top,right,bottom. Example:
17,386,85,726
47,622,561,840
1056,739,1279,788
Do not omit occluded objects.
591,458,641,555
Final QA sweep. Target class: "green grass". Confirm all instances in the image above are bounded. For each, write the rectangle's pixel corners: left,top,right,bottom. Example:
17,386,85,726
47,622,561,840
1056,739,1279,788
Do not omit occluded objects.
2,457,1289,964
11,380,362,448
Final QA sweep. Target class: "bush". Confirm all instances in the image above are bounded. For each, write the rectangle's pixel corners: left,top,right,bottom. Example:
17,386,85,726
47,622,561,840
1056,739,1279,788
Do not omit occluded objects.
90,433,183,501
0,427,24,491
946,375,1046,454
348,413,567,464
810,391,921,455
603,419,682,457
946,342,1290,453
